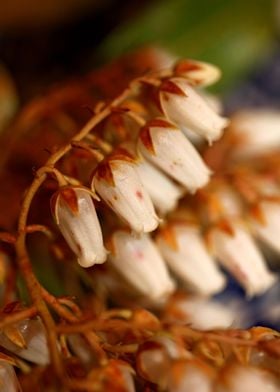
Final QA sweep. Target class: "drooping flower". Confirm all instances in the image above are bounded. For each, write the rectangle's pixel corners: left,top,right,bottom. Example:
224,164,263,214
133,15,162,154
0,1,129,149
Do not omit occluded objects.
230,109,280,157
108,230,175,302
210,221,276,297
136,159,183,214
0,318,49,366
157,222,226,296
51,187,107,268
92,150,159,233
158,78,229,143
138,118,211,193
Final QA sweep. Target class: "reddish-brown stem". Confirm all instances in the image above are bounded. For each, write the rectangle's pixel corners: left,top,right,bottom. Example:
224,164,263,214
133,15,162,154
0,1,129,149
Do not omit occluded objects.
0,306,37,329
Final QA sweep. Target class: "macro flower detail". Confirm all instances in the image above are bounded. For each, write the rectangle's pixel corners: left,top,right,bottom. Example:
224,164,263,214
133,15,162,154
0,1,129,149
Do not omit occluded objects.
108,230,175,302
157,223,226,296
210,222,276,297
92,152,159,233
174,58,221,87
138,118,211,192
158,78,229,143
0,318,49,365
51,187,107,268
136,159,183,215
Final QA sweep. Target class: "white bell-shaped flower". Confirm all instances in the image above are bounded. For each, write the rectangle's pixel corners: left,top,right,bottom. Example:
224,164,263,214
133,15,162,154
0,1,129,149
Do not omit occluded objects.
136,159,183,214
174,59,221,87
51,187,107,268
157,223,226,296
210,222,276,297
92,152,159,233
230,109,280,157
138,118,211,193
108,230,175,302
159,78,229,143
0,318,49,366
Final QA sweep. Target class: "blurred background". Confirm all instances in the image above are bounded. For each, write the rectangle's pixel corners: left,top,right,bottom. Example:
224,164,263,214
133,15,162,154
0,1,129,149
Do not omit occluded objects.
0,0,279,102
1,0,280,328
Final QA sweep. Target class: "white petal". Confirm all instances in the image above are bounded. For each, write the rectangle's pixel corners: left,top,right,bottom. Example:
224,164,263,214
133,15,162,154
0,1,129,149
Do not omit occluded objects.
94,161,159,233
231,109,280,157
138,122,211,192
109,230,175,302
0,319,49,366
211,222,276,297
0,362,20,392
157,224,226,296
252,201,280,254
56,188,107,267
160,78,229,143
136,160,183,214
174,59,221,87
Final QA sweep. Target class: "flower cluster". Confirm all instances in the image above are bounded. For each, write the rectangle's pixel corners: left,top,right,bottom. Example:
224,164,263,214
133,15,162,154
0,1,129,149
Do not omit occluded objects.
1,50,280,391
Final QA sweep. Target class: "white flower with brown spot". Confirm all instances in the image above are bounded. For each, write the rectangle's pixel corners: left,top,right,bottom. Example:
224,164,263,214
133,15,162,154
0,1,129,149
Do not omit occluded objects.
108,230,175,303
158,78,229,143
51,187,107,268
92,149,159,233
138,118,211,193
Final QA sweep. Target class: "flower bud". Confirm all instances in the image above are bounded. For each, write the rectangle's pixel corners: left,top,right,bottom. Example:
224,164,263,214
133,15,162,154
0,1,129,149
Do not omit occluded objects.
230,109,280,157
51,187,107,268
157,223,226,295
136,159,183,214
92,152,159,233
216,364,279,392
0,362,21,392
0,318,49,365
108,230,175,302
159,78,229,143
174,59,221,87
210,222,276,297
138,118,211,192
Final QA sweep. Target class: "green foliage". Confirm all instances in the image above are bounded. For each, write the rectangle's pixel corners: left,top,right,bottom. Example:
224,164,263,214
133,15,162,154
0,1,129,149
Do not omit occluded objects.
99,0,276,93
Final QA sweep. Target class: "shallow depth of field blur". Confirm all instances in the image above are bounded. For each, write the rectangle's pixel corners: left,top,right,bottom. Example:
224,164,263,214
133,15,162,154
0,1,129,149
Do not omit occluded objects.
1,0,280,329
